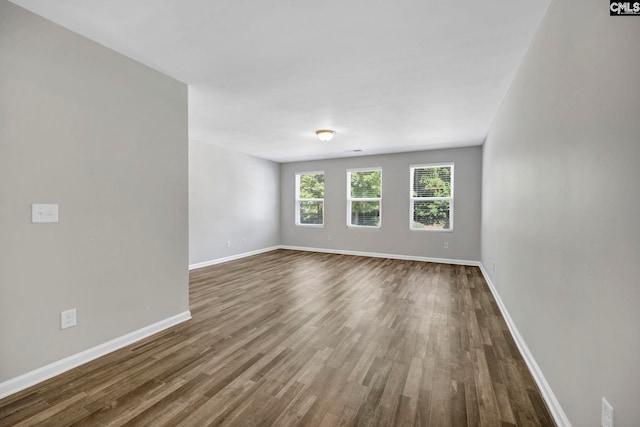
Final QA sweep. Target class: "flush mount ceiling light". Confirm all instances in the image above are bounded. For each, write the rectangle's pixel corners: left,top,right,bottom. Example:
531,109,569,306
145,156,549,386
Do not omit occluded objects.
315,129,336,142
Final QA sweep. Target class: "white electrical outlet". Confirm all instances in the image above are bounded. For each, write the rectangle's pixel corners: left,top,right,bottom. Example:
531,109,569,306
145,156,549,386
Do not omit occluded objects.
443,242,449,249
602,397,614,427
61,308,77,329
327,235,332,241
226,240,231,248
242,237,247,245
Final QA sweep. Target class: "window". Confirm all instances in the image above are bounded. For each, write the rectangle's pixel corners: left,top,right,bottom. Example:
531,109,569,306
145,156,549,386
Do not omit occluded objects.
410,164,453,231
295,172,324,226
347,168,382,227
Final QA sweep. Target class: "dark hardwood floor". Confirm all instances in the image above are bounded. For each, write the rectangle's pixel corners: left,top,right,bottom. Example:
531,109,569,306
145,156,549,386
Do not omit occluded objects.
0,250,555,426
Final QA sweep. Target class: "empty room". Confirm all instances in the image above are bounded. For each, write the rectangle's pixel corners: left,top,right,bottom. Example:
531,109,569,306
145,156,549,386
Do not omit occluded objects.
1,0,638,426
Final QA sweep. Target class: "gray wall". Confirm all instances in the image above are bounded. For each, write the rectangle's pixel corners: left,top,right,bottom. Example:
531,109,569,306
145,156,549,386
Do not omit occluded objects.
189,141,280,266
281,147,482,261
0,2,189,381
481,0,640,425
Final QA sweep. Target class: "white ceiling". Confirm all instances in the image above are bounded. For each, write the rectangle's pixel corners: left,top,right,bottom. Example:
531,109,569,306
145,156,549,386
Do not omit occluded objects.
10,0,550,163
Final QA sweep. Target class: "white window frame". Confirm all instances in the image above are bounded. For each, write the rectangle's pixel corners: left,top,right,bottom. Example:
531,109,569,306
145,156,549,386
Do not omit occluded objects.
410,163,454,232
347,167,382,229
295,171,324,227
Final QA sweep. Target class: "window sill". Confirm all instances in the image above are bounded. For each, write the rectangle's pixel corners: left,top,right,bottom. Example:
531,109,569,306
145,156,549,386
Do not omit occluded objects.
410,228,453,233
347,225,382,230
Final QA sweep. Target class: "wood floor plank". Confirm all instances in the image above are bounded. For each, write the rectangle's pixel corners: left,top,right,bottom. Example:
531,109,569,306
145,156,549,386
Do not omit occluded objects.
0,250,555,426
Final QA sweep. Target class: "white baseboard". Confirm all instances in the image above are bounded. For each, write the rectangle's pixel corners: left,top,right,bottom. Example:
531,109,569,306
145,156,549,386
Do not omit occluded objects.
477,264,571,427
279,245,480,266
0,311,191,401
190,245,480,269
189,246,281,270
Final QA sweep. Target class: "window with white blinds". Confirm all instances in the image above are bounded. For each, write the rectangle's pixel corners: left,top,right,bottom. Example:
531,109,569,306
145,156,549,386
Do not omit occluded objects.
410,164,453,231
347,168,382,228
295,172,324,226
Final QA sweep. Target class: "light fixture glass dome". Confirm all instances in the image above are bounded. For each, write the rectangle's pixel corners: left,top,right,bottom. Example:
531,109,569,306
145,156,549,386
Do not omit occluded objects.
315,129,336,142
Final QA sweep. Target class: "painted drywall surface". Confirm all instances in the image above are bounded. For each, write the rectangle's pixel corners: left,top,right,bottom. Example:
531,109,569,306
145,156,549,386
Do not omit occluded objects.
281,147,482,261
189,141,280,265
482,0,640,425
0,2,189,381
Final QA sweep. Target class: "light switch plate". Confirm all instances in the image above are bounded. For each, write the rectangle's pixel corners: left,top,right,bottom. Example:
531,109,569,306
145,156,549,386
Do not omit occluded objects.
32,204,59,223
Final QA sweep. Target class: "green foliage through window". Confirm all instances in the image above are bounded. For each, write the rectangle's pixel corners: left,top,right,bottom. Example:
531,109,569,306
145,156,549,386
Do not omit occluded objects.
299,174,324,199
350,170,381,198
411,165,453,230
348,169,382,227
296,173,324,225
299,201,323,225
